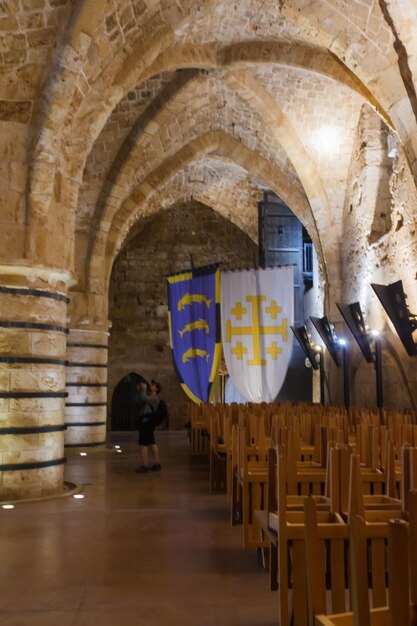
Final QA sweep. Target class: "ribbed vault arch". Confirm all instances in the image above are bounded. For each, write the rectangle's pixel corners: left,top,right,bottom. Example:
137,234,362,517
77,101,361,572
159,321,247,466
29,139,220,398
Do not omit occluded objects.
27,0,417,265
92,130,319,286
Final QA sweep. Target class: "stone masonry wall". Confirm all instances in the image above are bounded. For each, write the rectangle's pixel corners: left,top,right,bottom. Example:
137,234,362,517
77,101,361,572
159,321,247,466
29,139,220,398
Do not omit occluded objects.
340,104,417,410
108,200,258,429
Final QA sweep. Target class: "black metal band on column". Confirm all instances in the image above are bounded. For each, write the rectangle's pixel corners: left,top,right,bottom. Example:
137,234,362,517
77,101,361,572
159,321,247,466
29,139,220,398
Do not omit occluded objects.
0,357,67,365
64,441,106,448
0,286,69,303
66,383,107,387
65,402,107,407
0,457,66,471
66,343,108,350
0,321,68,333
0,425,66,434
65,422,106,427
66,362,107,368
0,391,67,399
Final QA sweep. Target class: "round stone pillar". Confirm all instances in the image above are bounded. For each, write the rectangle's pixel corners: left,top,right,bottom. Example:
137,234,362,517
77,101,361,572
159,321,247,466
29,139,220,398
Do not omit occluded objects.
65,325,109,448
0,264,72,501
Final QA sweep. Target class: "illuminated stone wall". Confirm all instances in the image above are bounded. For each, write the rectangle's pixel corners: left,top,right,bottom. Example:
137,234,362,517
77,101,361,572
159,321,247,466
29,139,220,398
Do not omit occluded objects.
108,200,258,428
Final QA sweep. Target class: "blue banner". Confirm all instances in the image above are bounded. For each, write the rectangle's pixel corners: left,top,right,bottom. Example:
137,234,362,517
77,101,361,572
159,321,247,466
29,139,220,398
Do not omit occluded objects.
167,265,221,403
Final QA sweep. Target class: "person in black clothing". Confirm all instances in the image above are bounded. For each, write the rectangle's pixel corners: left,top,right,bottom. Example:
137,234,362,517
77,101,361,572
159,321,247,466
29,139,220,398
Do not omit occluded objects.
135,379,162,473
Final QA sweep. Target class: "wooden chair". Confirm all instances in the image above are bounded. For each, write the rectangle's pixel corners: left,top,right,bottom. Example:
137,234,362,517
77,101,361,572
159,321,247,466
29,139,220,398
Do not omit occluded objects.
314,515,417,625
257,446,345,625
209,405,230,493
304,497,393,625
307,491,417,626
188,403,210,457
230,422,269,547
339,448,402,521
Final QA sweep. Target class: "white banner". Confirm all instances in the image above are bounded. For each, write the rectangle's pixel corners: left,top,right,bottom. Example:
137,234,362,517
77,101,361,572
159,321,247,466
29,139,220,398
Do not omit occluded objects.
220,267,294,403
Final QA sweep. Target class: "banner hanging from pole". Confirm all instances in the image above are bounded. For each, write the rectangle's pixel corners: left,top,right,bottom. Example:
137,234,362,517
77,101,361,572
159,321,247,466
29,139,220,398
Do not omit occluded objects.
167,264,221,404
220,267,294,403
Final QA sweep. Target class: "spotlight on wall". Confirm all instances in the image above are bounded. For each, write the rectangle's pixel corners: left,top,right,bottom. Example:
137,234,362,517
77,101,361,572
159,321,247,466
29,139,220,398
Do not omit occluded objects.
2,504,15,510
336,302,374,363
310,316,341,366
73,494,85,500
290,325,319,370
372,280,417,356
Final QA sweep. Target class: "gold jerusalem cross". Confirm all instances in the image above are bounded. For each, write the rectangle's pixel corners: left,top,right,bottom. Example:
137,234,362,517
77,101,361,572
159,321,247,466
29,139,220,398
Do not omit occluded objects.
226,296,287,365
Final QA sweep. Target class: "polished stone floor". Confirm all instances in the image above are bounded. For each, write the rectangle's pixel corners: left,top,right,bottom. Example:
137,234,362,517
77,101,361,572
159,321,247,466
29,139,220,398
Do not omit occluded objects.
0,431,278,625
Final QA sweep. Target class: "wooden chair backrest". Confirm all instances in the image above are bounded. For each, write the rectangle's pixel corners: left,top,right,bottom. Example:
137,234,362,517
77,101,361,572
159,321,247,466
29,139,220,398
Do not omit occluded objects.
304,496,352,622
349,514,413,626
304,497,391,624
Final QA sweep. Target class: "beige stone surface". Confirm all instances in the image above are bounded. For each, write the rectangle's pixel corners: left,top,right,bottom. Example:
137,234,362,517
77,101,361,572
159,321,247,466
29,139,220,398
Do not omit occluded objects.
66,387,107,404
9,368,66,392
65,405,106,421
67,346,108,365
0,294,67,323
9,397,64,413
66,369,108,385
65,424,106,444
2,440,64,464
108,200,258,428
0,464,64,499
0,410,63,428
0,430,63,453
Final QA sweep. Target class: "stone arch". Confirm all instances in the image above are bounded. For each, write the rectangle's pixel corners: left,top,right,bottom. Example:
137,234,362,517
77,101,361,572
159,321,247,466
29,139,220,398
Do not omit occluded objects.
107,197,260,427
99,131,318,285
117,157,263,242
26,0,416,270
143,41,392,127
84,69,338,300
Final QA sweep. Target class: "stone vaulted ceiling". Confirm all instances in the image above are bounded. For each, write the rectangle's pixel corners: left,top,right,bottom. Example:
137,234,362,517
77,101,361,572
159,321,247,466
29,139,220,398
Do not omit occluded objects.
1,0,417,323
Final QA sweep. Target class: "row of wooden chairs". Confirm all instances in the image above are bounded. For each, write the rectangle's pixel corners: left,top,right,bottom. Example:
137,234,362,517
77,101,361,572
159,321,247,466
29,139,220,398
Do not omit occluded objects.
186,402,417,491
187,401,417,625
200,403,416,549
306,493,417,626
259,439,417,625
228,419,407,550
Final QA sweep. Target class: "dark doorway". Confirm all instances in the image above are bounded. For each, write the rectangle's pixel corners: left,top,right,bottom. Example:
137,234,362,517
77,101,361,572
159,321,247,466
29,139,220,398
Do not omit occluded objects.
111,372,147,431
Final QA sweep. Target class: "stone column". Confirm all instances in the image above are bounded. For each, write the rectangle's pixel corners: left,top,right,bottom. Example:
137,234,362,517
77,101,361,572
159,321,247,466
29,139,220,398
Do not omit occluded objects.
0,264,72,501
65,324,109,448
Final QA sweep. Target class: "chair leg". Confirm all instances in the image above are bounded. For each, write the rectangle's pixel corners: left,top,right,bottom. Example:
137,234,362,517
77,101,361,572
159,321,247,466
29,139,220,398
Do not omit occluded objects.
270,540,278,591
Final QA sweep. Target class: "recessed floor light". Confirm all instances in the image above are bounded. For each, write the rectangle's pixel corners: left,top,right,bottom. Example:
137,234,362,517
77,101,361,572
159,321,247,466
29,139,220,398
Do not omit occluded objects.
116,449,122,453
114,445,121,449
73,494,85,500
2,504,15,509
80,452,87,456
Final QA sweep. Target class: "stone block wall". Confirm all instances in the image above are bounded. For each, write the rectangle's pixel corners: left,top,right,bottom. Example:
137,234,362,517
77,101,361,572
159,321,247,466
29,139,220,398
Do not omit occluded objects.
108,200,258,429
